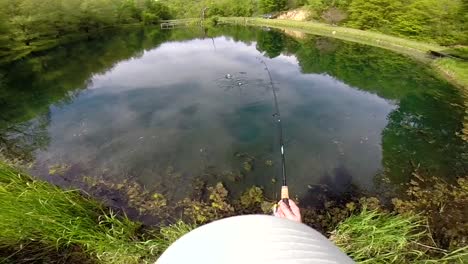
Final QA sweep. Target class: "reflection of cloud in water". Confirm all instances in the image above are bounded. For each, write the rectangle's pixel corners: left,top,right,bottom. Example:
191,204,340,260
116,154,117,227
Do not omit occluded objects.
90,37,263,92
37,36,396,197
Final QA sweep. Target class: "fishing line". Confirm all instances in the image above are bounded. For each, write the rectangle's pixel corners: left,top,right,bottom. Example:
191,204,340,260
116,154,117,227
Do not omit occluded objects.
258,58,289,206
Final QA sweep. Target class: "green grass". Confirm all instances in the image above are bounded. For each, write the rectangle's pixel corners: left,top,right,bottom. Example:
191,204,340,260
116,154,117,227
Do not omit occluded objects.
331,209,468,263
433,59,468,93
0,163,193,264
220,17,442,62
441,46,468,60
1,162,466,263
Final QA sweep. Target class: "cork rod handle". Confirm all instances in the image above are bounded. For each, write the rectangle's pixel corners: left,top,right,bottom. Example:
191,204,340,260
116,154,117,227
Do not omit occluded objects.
281,186,289,206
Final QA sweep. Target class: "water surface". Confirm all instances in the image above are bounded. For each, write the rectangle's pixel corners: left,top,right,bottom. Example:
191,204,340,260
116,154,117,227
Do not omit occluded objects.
1,26,466,201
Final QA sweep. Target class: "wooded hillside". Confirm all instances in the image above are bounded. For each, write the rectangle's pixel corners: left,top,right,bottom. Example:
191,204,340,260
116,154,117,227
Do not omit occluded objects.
164,0,466,45
0,0,170,60
0,0,466,62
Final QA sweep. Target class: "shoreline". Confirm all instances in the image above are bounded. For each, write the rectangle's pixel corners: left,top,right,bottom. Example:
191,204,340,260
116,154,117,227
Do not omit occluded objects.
219,17,467,92
1,162,466,263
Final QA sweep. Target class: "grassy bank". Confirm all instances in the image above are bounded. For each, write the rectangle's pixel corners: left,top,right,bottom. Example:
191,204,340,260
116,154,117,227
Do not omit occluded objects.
434,58,468,95
0,163,193,264
219,17,468,91
219,17,442,60
1,163,466,263
332,210,467,263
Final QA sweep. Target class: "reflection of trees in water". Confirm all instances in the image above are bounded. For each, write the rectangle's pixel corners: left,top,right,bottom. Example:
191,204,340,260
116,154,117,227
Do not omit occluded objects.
0,25,267,163
1,26,465,187
0,69,49,161
256,29,467,183
382,93,467,182
256,29,285,58
314,38,339,54
0,28,173,161
0,114,50,161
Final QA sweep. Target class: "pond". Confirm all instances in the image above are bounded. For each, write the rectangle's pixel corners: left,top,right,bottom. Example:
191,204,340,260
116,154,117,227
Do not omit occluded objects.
0,26,466,203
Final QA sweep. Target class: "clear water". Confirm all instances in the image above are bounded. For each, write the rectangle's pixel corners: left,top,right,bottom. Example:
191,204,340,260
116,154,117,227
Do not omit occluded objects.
1,26,466,201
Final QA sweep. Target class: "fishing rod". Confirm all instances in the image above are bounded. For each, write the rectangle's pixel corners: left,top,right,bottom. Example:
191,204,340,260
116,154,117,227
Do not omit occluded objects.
259,58,289,206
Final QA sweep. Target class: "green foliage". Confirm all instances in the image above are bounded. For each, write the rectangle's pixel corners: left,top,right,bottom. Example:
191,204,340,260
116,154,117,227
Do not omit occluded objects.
141,0,171,24
207,16,220,26
260,0,287,13
210,0,258,17
0,0,172,61
391,0,466,45
305,0,466,45
346,0,403,31
161,0,258,18
308,0,351,12
287,0,309,9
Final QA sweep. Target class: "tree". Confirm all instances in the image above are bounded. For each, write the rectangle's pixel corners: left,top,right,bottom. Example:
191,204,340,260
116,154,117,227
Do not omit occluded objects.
321,7,347,25
260,0,287,13
226,0,257,17
117,0,141,23
346,0,403,31
308,0,351,11
392,0,465,44
0,0,175,61
141,0,171,24
287,0,309,9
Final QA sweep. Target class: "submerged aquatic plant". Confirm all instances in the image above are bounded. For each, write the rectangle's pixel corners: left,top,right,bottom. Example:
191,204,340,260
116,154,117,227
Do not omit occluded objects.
239,186,265,209
1,161,467,264
48,163,71,176
179,182,236,224
392,175,468,249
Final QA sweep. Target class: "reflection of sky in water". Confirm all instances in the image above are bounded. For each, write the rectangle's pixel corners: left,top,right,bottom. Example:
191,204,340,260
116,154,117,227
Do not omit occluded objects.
37,37,396,198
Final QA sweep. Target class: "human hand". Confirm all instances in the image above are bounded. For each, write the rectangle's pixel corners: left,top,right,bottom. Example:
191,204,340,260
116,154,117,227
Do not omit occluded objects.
275,199,301,223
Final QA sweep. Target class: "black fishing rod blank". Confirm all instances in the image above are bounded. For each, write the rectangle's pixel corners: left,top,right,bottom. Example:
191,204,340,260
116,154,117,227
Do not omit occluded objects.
259,59,289,206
